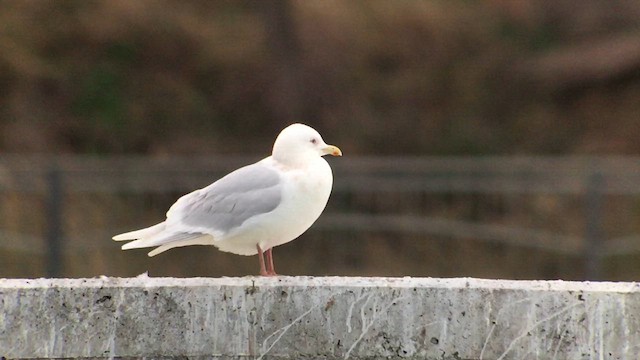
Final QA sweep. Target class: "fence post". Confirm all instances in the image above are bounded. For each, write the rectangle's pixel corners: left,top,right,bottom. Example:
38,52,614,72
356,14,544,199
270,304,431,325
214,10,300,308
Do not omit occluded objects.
584,171,604,280
46,166,64,277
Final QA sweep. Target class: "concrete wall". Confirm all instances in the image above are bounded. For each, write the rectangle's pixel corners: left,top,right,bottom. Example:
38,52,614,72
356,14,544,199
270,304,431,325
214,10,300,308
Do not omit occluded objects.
1,276,639,359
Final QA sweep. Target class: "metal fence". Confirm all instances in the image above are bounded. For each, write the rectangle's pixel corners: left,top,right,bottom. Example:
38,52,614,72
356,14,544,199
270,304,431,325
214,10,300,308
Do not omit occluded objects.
1,155,640,279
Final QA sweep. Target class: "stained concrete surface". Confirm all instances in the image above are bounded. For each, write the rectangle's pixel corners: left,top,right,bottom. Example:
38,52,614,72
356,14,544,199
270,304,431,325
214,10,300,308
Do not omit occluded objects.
1,276,639,359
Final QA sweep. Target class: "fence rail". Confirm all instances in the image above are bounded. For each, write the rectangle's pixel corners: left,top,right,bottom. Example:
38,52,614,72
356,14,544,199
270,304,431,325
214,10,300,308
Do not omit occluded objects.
1,155,640,279
2,155,640,193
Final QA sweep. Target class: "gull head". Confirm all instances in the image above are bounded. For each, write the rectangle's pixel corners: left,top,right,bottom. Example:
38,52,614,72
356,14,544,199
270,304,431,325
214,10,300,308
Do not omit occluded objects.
272,123,342,165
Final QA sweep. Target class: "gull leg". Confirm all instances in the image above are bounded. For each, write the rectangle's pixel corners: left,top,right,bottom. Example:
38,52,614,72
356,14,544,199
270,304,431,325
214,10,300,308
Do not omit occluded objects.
266,248,277,276
257,244,268,276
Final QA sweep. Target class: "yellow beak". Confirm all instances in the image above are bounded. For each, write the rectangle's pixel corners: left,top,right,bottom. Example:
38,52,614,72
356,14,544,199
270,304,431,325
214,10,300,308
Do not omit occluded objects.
323,145,342,157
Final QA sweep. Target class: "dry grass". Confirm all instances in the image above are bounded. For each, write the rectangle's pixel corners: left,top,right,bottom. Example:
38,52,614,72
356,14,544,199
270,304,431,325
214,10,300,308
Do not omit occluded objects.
2,1,640,279
1,1,640,155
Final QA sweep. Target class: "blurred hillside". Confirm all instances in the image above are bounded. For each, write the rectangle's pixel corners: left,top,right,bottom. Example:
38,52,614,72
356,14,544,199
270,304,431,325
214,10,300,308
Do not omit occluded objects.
3,1,640,281
2,0,640,155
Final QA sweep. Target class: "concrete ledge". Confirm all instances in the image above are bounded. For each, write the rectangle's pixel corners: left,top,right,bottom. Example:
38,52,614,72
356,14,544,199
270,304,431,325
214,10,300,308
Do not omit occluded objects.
1,276,639,359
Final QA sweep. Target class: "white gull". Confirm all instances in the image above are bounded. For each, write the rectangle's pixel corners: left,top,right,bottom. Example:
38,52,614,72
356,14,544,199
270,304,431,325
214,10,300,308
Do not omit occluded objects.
113,123,342,276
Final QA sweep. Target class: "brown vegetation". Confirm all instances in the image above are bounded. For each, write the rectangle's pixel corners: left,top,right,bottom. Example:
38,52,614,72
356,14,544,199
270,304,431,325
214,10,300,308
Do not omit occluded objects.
2,1,640,155
2,1,640,279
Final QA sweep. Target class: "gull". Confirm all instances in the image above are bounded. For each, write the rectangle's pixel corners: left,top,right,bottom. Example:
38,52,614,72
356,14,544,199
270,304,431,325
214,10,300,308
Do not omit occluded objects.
113,123,342,276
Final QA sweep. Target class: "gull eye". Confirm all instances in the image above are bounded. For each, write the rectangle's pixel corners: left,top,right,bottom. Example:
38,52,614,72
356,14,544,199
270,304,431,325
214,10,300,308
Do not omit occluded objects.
310,138,318,145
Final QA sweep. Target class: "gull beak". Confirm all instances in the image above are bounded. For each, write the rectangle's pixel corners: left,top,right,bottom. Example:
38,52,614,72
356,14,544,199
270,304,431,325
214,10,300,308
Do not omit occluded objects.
323,145,342,157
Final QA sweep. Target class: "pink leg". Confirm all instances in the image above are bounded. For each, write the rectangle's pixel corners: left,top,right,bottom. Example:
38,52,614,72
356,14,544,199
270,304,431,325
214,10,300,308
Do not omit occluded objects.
265,248,277,276
257,244,268,276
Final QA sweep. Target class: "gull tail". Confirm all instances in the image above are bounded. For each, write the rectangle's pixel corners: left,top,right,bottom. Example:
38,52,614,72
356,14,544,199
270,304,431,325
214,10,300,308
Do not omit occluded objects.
113,222,213,257
113,222,166,241
146,235,214,256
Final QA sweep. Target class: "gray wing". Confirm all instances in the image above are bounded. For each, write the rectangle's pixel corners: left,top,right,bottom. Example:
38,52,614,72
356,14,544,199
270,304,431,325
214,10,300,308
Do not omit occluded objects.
167,162,283,234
